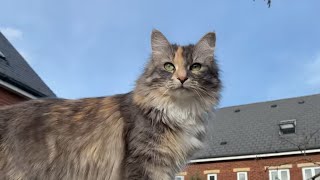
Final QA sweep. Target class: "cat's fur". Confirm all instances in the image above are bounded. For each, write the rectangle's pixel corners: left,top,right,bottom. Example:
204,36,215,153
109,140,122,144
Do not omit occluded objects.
0,30,221,180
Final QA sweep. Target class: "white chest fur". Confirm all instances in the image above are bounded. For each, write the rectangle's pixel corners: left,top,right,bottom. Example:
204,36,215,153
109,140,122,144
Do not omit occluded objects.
163,101,208,151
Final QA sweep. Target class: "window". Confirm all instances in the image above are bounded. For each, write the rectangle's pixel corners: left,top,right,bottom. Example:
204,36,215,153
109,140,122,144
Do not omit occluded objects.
207,174,217,180
271,104,278,108
234,109,240,113
237,172,248,180
269,169,290,180
279,120,296,135
175,176,184,180
0,50,5,60
302,167,320,180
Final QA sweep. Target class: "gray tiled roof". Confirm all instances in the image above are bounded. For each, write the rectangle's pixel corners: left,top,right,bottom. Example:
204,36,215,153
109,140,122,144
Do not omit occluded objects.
193,94,320,159
0,32,56,97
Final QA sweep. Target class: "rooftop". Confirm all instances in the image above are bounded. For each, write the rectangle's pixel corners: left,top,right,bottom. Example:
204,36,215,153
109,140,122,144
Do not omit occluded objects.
193,93,320,160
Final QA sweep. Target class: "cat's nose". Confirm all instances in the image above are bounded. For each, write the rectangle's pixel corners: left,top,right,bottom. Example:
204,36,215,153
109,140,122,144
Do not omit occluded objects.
177,76,188,84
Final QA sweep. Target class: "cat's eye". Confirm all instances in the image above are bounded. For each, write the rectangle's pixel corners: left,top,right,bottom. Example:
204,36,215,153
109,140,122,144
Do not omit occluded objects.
164,62,175,72
190,63,202,71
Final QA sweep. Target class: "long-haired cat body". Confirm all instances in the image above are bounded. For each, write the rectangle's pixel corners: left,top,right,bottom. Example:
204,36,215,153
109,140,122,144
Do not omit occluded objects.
0,30,221,180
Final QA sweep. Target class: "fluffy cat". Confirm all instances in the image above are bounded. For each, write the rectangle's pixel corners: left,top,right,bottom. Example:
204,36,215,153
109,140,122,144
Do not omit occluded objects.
0,30,221,180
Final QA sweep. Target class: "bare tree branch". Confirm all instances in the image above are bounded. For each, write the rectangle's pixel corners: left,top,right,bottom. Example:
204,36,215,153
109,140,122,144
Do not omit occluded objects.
312,172,320,180
253,0,272,8
255,126,320,178
266,0,271,7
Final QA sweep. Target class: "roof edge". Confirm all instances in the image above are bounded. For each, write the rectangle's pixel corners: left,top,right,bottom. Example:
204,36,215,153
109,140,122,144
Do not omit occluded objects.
189,149,320,163
219,93,320,109
0,79,37,99
0,72,49,97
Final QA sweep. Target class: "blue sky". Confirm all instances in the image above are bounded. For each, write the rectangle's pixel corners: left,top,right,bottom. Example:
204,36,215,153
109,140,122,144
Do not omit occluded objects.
1,0,320,107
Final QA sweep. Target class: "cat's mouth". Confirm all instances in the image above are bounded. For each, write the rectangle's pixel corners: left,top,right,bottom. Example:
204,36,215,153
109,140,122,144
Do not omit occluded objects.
171,85,192,93
167,86,196,99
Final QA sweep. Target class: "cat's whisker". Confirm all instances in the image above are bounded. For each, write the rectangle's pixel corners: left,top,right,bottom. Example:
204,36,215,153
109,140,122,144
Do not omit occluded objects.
198,88,217,101
191,86,216,99
197,88,214,98
189,85,216,104
157,88,170,106
190,87,206,104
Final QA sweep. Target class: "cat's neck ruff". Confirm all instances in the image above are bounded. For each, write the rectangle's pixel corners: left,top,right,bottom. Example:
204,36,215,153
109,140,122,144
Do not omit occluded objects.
133,90,212,126
162,97,204,116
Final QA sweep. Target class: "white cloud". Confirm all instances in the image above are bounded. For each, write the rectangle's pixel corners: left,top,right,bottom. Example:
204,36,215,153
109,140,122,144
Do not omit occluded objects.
0,27,23,41
305,54,320,87
0,27,35,64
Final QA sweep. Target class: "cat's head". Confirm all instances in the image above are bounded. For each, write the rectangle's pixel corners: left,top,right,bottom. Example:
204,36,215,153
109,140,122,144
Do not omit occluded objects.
134,30,221,110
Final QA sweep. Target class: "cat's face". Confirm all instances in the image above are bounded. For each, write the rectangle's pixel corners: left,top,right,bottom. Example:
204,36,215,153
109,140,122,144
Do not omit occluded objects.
135,30,221,107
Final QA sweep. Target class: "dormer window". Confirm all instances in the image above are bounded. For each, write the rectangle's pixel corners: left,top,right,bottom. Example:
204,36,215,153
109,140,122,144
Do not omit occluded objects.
0,50,5,60
279,119,296,135
234,109,240,113
271,104,277,108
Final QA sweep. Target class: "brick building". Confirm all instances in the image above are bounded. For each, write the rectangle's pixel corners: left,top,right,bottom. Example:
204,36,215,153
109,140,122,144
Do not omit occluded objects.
0,32,55,106
177,94,320,180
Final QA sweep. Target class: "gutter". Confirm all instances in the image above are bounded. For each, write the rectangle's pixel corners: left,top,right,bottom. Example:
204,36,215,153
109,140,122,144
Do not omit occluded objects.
190,149,320,163
0,79,37,99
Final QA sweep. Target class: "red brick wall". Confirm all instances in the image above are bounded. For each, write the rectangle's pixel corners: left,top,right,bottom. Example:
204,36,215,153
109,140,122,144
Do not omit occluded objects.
183,153,320,180
0,86,28,106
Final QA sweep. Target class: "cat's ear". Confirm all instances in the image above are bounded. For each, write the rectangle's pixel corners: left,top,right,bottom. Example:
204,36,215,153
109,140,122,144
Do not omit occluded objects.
151,29,171,56
194,32,216,60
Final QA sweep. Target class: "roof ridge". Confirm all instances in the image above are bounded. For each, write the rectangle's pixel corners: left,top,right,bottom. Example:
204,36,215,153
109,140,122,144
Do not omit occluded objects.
219,93,320,110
